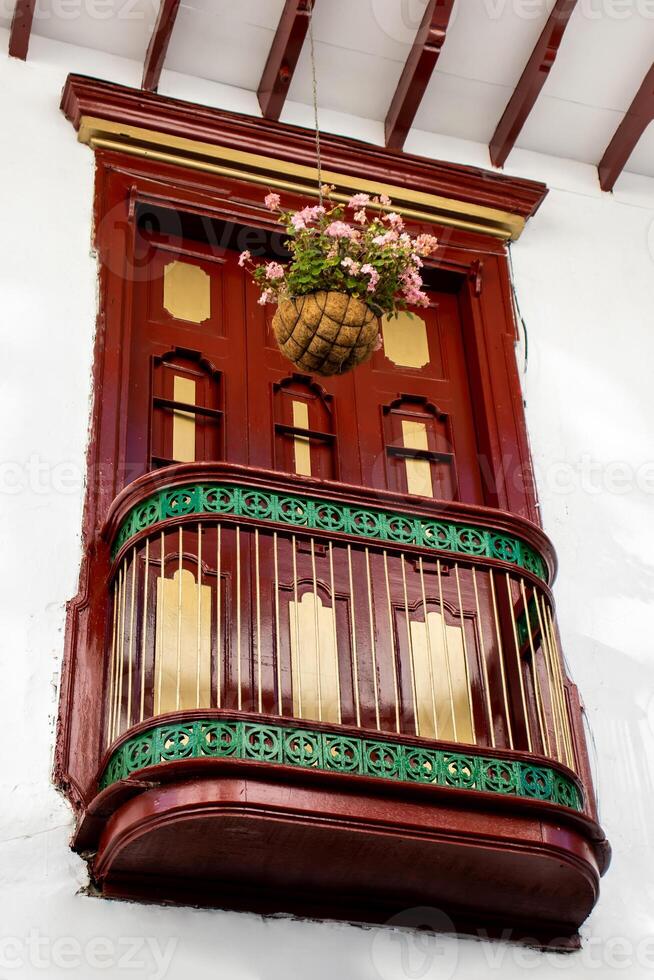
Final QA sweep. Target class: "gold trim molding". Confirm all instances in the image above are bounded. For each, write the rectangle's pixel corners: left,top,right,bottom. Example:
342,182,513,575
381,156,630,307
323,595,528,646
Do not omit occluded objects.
78,115,526,241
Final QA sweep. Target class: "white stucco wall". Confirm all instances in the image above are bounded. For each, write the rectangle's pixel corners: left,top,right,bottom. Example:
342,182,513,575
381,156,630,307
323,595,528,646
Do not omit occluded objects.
1,27,653,979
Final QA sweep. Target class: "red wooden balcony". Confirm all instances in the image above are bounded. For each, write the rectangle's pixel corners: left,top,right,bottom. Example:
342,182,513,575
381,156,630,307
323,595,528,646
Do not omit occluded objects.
74,462,609,947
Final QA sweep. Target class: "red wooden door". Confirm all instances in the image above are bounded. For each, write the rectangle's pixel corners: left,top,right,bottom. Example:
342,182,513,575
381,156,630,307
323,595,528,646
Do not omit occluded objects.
352,290,483,504
125,231,481,507
124,236,248,486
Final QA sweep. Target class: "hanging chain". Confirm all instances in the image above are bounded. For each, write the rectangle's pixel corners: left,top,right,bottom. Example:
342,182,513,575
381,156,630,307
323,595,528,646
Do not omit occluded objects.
307,0,323,204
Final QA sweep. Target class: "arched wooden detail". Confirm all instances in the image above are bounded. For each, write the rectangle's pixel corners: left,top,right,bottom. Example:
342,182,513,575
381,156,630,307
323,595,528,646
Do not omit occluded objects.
273,374,336,480
150,348,223,469
393,582,476,745
383,394,456,500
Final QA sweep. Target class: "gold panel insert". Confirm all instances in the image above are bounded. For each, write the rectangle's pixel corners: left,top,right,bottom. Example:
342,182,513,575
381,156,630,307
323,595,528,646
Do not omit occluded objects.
163,260,211,323
382,313,430,369
402,419,433,497
289,592,340,724
154,568,212,714
172,375,196,462
292,400,311,476
410,611,474,743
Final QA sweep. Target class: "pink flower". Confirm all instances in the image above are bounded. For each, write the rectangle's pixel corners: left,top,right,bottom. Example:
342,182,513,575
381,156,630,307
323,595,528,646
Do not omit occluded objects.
341,256,360,274
361,263,380,292
290,204,325,231
384,211,404,230
372,230,399,247
258,289,275,305
265,262,285,280
348,193,370,209
264,192,281,211
401,268,423,290
354,208,367,225
402,283,430,308
415,233,439,256
379,193,392,206
238,250,251,267
325,220,357,239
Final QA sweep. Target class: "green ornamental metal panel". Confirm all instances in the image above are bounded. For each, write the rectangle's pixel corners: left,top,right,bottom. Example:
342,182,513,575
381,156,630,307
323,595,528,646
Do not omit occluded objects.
111,483,549,581
100,717,582,812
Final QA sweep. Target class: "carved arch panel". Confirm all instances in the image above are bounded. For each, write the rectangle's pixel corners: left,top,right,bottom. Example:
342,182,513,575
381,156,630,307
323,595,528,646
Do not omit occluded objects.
151,348,223,468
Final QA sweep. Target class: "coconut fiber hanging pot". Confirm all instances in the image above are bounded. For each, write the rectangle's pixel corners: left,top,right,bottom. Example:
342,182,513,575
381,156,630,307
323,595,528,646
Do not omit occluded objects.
272,290,380,377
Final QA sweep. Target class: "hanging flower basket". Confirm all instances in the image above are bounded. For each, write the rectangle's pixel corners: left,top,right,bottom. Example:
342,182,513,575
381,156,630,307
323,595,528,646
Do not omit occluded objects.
272,290,379,376
240,188,439,377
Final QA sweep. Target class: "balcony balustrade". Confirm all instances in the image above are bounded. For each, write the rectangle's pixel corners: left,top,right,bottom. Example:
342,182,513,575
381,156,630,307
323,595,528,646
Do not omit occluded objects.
80,462,609,946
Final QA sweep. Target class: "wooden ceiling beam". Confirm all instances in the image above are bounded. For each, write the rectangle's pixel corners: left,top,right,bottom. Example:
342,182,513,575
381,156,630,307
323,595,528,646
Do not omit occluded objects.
384,0,456,151
142,0,181,93
8,0,36,60
598,63,654,191
258,0,313,122
489,0,578,168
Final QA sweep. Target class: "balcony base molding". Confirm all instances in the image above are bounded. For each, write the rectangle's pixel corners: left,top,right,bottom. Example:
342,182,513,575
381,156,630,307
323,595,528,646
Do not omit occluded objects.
76,712,609,946
84,770,600,949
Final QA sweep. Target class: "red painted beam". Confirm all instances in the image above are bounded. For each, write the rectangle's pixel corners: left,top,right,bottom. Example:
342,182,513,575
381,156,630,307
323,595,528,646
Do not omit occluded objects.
598,63,654,191
8,0,36,60
489,0,578,168
384,0,456,151
257,0,313,121
142,0,181,93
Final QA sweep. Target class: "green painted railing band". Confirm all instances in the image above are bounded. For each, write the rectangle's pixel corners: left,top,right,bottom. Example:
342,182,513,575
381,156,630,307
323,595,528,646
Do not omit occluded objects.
111,483,549,581
100,717,582,812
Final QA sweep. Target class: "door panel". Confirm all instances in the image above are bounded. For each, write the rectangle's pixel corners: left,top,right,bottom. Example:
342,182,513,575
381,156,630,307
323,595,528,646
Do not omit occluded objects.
125,241,248,485
243,276,363,484
353,291,483,504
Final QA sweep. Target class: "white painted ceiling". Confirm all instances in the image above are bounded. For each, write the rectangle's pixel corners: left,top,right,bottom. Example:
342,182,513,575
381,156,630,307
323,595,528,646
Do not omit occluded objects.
4,0,654,181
